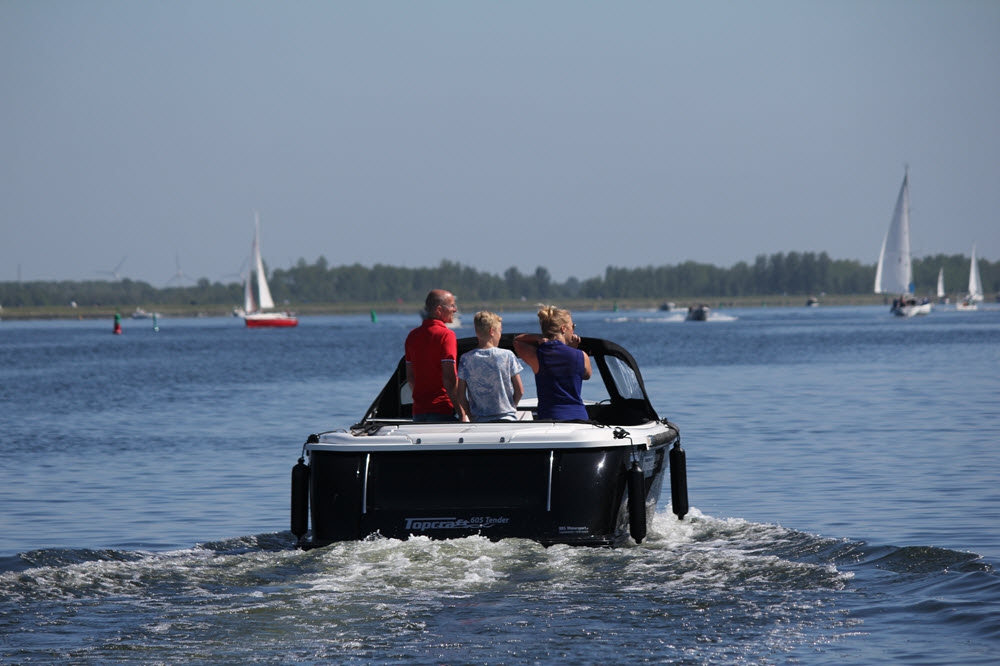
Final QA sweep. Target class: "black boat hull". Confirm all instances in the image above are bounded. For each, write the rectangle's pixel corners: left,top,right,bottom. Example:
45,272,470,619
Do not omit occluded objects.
304,443,668,548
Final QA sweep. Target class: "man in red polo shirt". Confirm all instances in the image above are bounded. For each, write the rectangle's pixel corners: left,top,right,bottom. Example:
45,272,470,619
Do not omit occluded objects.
405,289,467,422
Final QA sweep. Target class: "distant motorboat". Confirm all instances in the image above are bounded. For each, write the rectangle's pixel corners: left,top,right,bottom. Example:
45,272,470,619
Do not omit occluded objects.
806,296,819,307
956,244,984,312
242,213,298,328
130,307,159,320
874,168,931,317
685,304,710,321
890,295,932,316
659,301,676,312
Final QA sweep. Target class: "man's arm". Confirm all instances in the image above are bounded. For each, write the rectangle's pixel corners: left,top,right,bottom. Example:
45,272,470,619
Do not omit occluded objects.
442,361,467,421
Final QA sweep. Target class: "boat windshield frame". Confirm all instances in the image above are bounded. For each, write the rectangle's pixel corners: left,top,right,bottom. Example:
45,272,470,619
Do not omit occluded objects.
358,334,661,427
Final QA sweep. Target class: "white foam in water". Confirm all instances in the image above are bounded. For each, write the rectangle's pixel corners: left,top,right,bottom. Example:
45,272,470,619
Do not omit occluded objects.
307,534,513,595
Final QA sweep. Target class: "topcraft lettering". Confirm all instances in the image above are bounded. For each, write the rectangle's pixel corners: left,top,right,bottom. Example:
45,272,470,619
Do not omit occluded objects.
404,516,510,531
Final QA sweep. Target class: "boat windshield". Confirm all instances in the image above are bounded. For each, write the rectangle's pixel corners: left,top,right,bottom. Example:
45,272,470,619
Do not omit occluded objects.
604,355,644,400
360,334,660,425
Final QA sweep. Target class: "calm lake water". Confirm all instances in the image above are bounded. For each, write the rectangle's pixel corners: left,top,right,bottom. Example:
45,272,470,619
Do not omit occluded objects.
1,304,998,664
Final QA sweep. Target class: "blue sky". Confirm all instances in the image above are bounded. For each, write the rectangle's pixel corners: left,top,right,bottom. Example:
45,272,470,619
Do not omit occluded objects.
2,1,998,285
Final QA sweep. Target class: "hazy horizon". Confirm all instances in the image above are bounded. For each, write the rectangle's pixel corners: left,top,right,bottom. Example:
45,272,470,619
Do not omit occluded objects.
0,247,985,288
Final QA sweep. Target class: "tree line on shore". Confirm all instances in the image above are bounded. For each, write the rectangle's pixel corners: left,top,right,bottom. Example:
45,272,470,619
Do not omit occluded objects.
1,251,994,309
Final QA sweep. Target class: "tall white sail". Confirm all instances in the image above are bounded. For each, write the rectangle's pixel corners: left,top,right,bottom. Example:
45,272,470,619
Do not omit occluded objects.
243,271,255,314
936,268,945,299
968,243,984,302
874,169,914,295
252,212,275,311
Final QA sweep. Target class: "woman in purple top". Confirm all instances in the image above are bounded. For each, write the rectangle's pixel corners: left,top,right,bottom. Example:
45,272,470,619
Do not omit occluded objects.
514,305,593,420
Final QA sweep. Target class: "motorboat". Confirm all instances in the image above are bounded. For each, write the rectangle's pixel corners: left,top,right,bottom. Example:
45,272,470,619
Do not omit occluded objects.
130,307,158,319
290,334,687,548
890,295,932,317
685,304,710,321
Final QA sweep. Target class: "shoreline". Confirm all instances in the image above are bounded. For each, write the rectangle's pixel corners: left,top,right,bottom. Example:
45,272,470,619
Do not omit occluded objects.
0,295,895,321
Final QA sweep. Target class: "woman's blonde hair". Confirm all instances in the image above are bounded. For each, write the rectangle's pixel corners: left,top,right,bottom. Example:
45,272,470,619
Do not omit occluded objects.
536,304,572,338
474,311,502,336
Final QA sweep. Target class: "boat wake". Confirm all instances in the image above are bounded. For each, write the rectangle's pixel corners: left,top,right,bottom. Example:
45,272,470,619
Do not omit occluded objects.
2,511,997,664
605,313,739,324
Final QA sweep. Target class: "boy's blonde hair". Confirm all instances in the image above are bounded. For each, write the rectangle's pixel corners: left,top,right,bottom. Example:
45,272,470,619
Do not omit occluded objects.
536,304,572,338
474,311,502,337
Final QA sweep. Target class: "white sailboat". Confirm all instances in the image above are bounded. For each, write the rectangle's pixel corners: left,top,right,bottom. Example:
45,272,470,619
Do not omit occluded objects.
936,268,948,304
243,212,298,328
956,244,984,311
874,168,931,316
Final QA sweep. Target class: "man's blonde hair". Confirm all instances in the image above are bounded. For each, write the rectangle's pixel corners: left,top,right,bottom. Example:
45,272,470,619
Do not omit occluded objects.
474,311,502,336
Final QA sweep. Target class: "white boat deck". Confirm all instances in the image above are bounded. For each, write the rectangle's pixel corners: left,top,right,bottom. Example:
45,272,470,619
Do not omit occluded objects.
311,420,670,452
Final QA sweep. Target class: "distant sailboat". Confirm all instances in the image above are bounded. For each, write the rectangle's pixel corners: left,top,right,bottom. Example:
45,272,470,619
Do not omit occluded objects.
956,244,984,311
243,213,298,328
874,168,931,316
936,268,948,304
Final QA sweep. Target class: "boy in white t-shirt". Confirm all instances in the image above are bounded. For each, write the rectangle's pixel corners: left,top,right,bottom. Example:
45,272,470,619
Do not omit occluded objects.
457,311,524,421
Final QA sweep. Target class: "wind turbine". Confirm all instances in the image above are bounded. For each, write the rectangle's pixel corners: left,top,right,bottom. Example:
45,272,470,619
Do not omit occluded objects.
166,253,196,286
220,257,249,285
98,256,127,281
